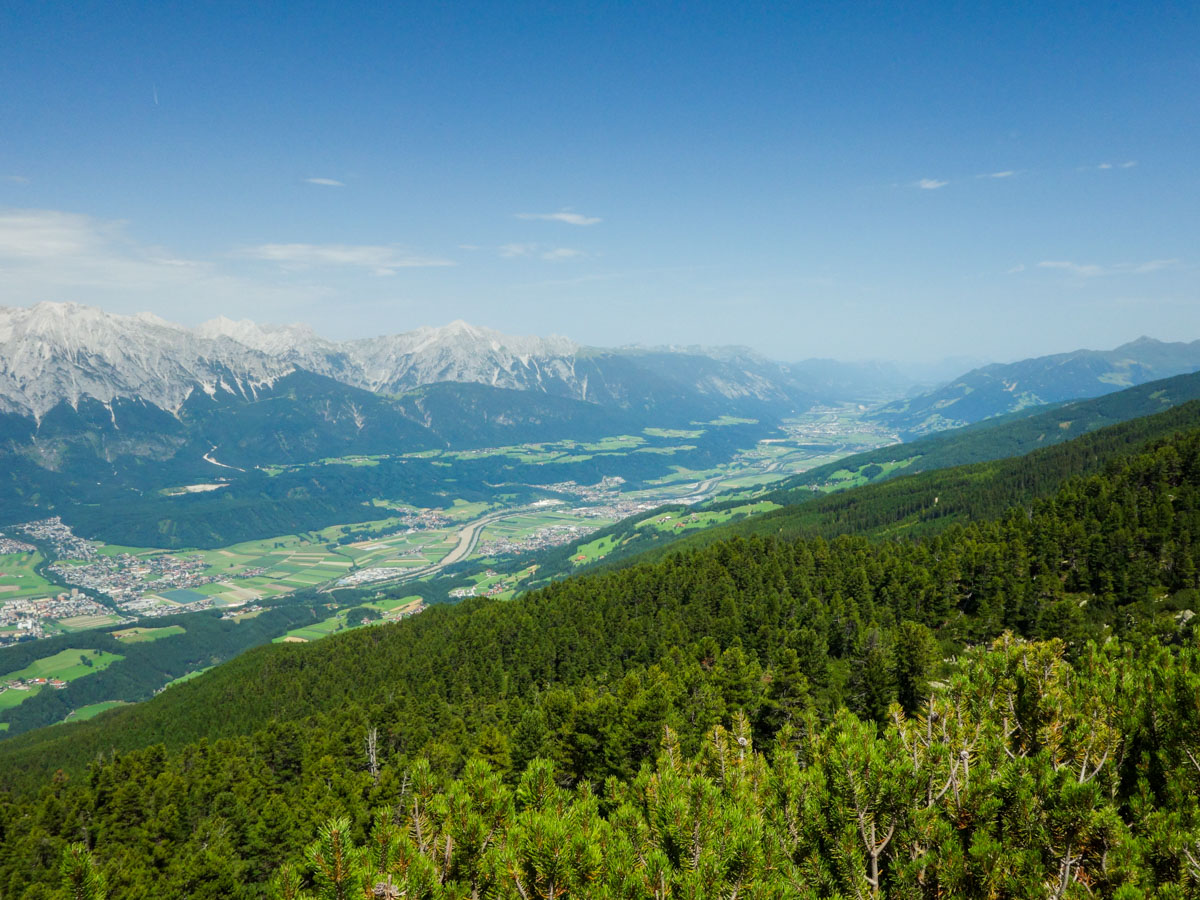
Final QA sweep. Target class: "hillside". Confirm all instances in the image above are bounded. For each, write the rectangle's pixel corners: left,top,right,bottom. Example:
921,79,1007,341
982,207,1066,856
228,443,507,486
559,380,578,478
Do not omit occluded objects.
2,421,1200,895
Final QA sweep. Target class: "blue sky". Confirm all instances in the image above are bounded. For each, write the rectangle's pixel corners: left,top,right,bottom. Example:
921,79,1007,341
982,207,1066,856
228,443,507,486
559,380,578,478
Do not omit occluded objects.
1,1,1196,361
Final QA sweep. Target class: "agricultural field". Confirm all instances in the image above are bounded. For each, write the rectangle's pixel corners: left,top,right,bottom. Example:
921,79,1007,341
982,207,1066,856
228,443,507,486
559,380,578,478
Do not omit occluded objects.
0,648,124,711
56,613,125,632
125,520,461,608
0,551,58,600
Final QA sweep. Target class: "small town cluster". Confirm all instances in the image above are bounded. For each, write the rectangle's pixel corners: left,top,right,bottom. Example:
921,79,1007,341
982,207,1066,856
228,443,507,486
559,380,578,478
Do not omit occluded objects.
0,536,36,554
50,553,221,608
0,592,119,645
4,518,260,628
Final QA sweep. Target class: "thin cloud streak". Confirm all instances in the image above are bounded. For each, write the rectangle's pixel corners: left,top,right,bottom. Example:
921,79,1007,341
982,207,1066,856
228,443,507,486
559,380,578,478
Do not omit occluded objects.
498,243,585,260
1080,161,1137,172
304,177,345,187
916,178,948,190
1037,258,1178,278
241,243,455,274
515,210,602,225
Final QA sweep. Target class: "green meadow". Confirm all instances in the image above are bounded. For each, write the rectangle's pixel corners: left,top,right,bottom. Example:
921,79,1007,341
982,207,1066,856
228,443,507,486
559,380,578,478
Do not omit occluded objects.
0,648,124,711
0,551,58,600
112,625,186,643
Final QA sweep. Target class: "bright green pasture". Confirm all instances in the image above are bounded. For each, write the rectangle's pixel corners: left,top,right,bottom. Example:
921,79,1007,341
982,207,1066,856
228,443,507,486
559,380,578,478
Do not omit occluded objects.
112,625,185,643
637,502,781,534
0,648,124,711
571,534,620,566
1,647,124,683
163,667,213,689
0,552,57,600
67,700,128,721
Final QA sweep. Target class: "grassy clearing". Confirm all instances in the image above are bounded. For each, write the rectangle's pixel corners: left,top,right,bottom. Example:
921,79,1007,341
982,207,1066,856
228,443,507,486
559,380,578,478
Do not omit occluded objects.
572,534,620,566
364,594,424,612
274,611,353,643
1,647,124,683
638,502,781,535
318,455,381,467
66,700,128,722
0,648,124,711
644,427,705,438
112,625,186,643
0,551,58,600
815,457,919,491
162,667,212,689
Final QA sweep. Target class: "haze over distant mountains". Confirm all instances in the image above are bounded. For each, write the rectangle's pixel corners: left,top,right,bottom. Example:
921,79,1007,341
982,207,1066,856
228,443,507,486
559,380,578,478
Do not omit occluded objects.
2,303,1199,436
875,336,1200,436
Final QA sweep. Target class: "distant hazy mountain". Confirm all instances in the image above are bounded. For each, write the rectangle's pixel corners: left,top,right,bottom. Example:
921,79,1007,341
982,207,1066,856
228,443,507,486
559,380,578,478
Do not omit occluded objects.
870,337,1200,437
1,303,815,423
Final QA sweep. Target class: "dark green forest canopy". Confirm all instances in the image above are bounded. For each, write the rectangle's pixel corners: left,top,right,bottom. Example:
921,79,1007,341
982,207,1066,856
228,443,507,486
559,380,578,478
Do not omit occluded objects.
2,423,1200,897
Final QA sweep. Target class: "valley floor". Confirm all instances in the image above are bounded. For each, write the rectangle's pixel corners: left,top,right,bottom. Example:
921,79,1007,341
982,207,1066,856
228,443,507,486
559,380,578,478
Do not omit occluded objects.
0,405,895,725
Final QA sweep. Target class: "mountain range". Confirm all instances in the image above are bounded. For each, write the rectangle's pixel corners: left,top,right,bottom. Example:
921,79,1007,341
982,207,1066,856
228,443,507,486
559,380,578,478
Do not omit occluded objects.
7,303,1199,435
0,302,815,422
869,336,1200,436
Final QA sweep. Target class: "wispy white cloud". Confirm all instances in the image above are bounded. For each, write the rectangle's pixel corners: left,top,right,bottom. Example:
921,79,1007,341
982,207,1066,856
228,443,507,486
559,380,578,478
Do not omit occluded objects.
515,210,602,226
2,175,29,184
1037,258,1178,278
241,243,455,275
0,208,328,311
499,243,585,261
979,170,1016,179
916,178,948,190
1006,263,1026,274
1080,161,1137,172
304,177,345,187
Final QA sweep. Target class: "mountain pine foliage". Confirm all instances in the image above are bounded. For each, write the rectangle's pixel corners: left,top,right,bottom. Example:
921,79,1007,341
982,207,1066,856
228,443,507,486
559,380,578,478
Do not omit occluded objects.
2,425,1200,897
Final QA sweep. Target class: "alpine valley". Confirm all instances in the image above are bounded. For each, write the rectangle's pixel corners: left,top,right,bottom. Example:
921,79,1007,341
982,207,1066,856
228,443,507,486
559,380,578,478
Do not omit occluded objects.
4,303,1200,900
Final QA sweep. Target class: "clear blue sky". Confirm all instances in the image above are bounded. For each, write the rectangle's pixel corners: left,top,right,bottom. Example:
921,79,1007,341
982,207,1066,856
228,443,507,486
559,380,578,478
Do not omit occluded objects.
1,1,1196,361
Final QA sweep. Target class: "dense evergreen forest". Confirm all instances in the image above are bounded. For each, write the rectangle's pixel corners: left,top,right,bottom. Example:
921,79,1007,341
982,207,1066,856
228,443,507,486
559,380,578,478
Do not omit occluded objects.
3,422,1200,897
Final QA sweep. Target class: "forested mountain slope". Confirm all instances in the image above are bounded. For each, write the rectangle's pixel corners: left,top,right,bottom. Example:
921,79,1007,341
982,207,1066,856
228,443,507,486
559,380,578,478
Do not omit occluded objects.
2,423,1199,896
